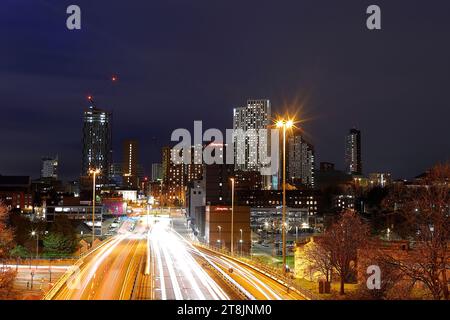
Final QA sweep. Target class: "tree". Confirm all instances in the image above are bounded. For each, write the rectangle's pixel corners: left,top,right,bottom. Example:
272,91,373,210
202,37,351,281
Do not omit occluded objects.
43,232,77,257
382,163,450,300
356,242,408,300
0,266,16,298
10,245,30,259
44,215,78,257
0,202,16,299
0,202,14,258
321,210,370,295
303,238,333,283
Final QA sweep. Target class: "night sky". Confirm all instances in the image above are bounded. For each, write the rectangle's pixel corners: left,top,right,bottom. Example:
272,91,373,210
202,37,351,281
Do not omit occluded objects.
1,0,449,180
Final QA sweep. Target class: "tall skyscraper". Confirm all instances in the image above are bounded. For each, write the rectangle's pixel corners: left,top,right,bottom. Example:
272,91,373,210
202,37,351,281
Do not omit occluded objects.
161,146,185,205
233,99,271,172
151,163,163,182
185,144,203,183
81,104,112,182
345,128,362,175
122,140,139,189
161,146,171,183
41,156,58,179
110,163,123,186
287,133,315,188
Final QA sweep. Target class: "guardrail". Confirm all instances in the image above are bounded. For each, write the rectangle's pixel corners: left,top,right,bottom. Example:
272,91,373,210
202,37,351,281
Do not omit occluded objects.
42,237,116,300
193,242,321,300
200,258,250,300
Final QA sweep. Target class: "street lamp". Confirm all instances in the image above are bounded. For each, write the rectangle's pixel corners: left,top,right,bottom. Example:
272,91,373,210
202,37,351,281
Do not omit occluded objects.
89,168,101,248
31,230,39,259
217,225,222,249
239,229,243,256
230,177,235,255
276,117,294,274
157,178,163,216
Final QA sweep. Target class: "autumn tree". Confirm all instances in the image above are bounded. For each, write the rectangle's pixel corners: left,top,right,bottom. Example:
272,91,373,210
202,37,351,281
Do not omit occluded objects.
321,210,370,295
382,163,450,300
356,242,408,300
0,202,14,258
0,202,17,298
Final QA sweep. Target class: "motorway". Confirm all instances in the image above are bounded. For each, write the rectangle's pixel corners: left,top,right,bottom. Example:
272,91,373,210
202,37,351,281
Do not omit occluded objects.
49,213,305,300
50,216,233,300
149,218,231,300
52,219,146,300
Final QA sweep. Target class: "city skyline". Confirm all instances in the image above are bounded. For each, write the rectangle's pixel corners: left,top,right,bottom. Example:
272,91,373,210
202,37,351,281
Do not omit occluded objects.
0,1,449,304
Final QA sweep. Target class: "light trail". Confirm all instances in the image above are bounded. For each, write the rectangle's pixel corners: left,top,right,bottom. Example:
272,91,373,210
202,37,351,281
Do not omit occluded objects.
149,217,231,300
69,234,127,300
150,229,167,300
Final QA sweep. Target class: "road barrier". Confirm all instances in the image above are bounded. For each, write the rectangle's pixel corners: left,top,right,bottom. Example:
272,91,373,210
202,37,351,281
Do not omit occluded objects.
200,257,251,300
42,237,115,300
193,242,321,300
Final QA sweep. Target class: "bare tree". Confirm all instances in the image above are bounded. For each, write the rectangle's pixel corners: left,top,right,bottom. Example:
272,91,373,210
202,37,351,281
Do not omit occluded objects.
303,238,333,283
321,210,370,295
382,163,450,300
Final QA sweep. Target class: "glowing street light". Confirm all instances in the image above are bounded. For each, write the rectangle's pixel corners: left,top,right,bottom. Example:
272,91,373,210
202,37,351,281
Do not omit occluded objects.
217,225,222,249
239,229,243,256
276,117,296,274
89,168,101,247
31,230,39,259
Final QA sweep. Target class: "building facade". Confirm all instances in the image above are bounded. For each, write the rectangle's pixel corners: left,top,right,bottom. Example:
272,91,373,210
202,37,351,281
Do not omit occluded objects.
205,205,251,254
287,133,315,188
41,156,58,179
81,104,113,182
345,128,362,175
233,99,271,174
151,163,163,182
122,140,139,189
0,176,33,211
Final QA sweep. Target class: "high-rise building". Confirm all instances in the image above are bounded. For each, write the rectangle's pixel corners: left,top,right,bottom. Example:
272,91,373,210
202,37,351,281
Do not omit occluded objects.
137,164,145,182
185,144,203,183
122,140,139,189
233,99,271,172
110,163,123,186
81,104,112,182
345,128,362,175
161,146,185,205
167,163,185,205
161,146,171,183
41,156,58,179
287,133,315,188
151,163,163,182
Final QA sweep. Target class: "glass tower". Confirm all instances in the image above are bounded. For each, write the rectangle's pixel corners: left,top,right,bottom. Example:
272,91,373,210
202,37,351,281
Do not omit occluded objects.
81,105,112,181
